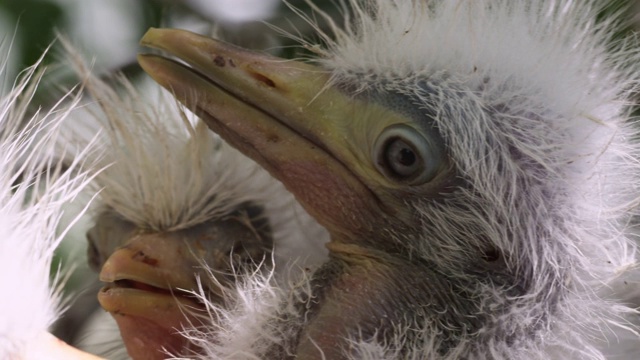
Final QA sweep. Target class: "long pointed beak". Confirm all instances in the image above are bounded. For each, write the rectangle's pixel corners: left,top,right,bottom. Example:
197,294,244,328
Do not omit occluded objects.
138,28,389,245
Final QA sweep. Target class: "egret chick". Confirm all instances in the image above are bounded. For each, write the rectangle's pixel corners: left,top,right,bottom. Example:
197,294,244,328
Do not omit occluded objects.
63,61,328,359
139,0,640,358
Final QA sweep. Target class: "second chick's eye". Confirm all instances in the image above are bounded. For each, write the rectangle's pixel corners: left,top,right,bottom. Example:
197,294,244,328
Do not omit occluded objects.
374,124,441,185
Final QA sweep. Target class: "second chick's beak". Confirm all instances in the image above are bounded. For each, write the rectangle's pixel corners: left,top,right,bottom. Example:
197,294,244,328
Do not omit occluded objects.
88,205,271,360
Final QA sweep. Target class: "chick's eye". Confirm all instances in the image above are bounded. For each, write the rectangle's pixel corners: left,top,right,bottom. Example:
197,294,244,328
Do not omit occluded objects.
373,125,441,185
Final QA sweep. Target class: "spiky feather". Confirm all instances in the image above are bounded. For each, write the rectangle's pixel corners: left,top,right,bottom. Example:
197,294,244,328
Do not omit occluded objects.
0,45,97,359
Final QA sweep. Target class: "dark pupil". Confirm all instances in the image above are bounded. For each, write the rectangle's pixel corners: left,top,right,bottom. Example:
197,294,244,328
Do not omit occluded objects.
383,137,422,178
396,147,416,166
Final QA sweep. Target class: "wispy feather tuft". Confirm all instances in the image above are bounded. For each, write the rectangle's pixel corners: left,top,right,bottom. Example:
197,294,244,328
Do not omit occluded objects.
0,42,98,359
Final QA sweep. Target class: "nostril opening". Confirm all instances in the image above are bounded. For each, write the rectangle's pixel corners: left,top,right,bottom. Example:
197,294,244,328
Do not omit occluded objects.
482,247,501,262
249,71,276,88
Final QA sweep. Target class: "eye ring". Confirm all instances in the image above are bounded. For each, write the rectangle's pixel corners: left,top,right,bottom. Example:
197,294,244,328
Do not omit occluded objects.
373,124,442,185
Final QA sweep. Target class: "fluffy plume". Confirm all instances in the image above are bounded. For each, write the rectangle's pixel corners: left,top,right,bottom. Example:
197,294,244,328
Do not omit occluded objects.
0,43,97,358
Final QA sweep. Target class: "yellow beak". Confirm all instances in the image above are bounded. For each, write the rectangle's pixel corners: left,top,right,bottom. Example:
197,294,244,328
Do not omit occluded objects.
138,28,394,247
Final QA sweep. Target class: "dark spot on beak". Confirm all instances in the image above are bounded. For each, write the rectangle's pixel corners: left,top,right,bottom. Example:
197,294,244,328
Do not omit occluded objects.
213,55,226,67
250,71,276,88
267,133,280,143
132,250,159,267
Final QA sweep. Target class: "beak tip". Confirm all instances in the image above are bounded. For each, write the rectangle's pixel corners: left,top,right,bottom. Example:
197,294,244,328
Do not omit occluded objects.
139,27,162,47
99,261,116,283
136,54,177,92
